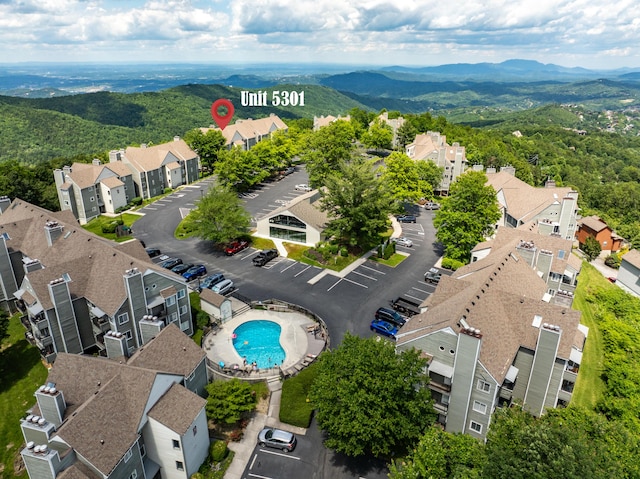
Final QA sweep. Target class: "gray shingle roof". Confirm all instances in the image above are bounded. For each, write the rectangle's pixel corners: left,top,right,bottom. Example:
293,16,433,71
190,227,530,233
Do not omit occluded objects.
147,383,206,435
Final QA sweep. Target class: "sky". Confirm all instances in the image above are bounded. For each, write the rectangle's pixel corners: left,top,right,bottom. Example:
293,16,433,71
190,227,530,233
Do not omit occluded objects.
1,0,640,70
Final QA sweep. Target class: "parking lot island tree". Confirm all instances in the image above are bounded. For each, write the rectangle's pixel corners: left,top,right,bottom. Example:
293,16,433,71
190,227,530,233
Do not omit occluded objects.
433,170,501,263
309,333,436,458
320,158,394,249
186,184,251,245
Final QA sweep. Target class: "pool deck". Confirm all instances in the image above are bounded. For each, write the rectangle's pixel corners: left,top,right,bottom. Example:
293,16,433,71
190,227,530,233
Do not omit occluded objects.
203,308,326,376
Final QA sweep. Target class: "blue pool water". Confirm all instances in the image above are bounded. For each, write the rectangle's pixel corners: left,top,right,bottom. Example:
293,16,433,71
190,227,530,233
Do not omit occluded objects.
232,320,285,369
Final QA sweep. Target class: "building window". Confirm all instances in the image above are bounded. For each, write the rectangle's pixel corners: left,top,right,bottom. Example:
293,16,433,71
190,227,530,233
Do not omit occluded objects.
170,312,178,323
90,196,95,202
139,443,146,458
118,313,129,325
180,305,188,315
558,250,565,259
177,289,186,299
473,401,487,414
124,330,132,340
166,296,176,306
269,214,306,229
477,380,491,393
193,425,197,436
172,439,180,449
124,449,132,462
176,461,184,471
548,289,556,295
180,320,189,331
469,421,483,433
269,226,307,243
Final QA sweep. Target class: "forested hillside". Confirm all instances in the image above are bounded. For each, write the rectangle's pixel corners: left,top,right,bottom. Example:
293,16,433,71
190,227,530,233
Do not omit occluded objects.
0,84,365,164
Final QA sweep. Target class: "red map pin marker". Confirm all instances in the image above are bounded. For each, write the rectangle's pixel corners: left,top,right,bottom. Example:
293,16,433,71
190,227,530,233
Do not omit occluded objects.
211,99,234,130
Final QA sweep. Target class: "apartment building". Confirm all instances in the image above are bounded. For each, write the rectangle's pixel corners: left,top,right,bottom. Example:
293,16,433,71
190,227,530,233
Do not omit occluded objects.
19,324,209,479
200,114,288,151
54,159,136,225
108,137,200,199
472,226,582,306
485,168,579,241
396,250,587,440
405,131,468,195
0,199,193,363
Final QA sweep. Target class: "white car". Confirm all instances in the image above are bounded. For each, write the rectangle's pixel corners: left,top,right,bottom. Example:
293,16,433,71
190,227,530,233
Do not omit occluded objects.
211,279,234,295
393,237,413,247
295,184,312,192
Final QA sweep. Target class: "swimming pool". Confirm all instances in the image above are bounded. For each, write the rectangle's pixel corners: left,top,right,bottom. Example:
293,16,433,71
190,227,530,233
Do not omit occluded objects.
232,320,285,369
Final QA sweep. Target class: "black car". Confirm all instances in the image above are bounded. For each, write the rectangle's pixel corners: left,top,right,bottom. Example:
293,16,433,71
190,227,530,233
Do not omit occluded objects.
160,257,183,269
397,214,417,223
145,247,161,257
171,263,194,275
375,307,406,327
252,249,278,266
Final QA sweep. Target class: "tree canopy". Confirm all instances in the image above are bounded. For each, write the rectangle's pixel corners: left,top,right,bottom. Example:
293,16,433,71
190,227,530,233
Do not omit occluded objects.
380,152,442,203
301,120,356,187
582,236,602,262
183,128,226,172
185,184,250,244
361,118,393,150
0,310,9,346
205,378,256,424
309,333,436,458
434,170,501,263
320,158,394,248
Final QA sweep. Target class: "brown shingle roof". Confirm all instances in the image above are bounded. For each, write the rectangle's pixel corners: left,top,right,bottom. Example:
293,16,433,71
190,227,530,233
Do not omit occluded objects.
199,288,228,308
397,249,581,383
261,189,330,232
486,171,575,223
0,199,177,316
147,383,206,435
124,139,197,172
579,215,608,233
127,323,205,377
201,115,288,147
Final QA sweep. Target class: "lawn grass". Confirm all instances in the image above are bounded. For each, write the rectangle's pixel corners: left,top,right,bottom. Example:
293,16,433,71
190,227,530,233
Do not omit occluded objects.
280,362,320,428
282,242,310,261
571,261,607,410
82,213,142,242
0,315,48,478
369,252,408,267
250,236,276,250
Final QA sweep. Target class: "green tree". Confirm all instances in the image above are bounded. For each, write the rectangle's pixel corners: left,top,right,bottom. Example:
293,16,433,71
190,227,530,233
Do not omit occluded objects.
185,185,250,244
184,128,226,172
582,236,602,262
415,160,444,196
389,426,485,479
361,119,393,150
205,378,256,424
309,334,435,458
321,158,394,248
434,171,501,263
301,120,355,187
380,152,424,203
395,121,418,150
215,147,267,191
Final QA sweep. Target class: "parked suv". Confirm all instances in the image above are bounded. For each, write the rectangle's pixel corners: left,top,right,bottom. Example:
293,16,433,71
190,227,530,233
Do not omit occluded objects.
200,273,225,290
160,257,182,269
258,427,297,452
375,307,406,327
396,214,417,223
253,249,278,266
424,267,442,284
182,264,207,281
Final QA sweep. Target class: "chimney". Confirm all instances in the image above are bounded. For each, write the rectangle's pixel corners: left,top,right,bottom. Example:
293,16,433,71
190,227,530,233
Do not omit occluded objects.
141,144,147,149
174,136,180,142
35,384,66,427
104,330,129,360
92,158,101,166
545,178,557,188
62,165,72,175
0,195,11,214
108,150,121,163
44,221,64,247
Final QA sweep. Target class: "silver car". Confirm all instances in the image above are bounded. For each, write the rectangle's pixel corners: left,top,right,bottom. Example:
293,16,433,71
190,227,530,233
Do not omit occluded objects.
211,279,234,295
393,236,413,247
258,427,297,452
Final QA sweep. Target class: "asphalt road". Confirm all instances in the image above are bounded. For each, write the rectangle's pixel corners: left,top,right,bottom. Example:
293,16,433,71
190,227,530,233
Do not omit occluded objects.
132,171,443,478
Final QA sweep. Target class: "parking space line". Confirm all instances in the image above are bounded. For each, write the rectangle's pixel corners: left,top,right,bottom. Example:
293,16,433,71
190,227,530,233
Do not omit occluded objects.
249,453,258,470
249,473,274,479
342,277,368,288
294,265,312,277
280,261,298,273
360,264,386,275
327,278,342,291
412,286,430,294
258,449,301,460
351,270,377,281
405,293,425,302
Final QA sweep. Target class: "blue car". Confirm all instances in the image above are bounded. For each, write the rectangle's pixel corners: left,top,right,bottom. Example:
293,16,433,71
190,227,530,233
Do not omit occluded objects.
183,264,207,281
370,319,398,339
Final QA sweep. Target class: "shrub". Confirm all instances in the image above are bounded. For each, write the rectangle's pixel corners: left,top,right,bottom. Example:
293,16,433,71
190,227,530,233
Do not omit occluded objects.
196,310,210,330
101,222,119,234
442,257,465,271
210,440,228,462
340,247,348,257
605,253,622,269
130,197,143,206
164,187,173,194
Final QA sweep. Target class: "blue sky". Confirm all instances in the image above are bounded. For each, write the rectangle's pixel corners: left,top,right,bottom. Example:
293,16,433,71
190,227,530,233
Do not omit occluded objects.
1,0,639,69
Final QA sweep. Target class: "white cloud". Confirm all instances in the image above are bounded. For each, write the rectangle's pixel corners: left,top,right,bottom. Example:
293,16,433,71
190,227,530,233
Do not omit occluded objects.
0,0,638,68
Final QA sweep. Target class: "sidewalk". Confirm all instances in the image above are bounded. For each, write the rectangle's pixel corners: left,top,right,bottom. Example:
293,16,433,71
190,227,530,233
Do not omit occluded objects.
224,379,307,479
